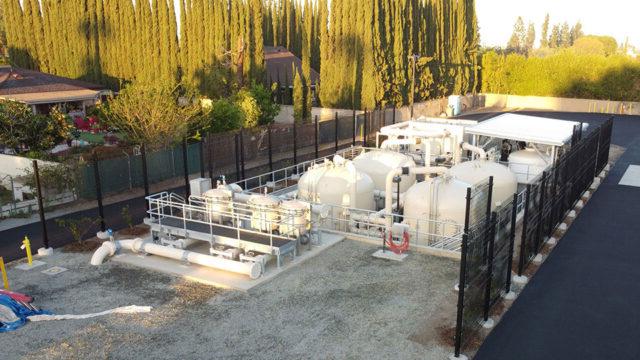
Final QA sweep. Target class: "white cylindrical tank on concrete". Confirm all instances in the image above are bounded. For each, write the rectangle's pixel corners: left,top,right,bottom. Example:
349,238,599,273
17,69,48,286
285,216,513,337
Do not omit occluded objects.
508,148,551,184
248,194,280,232
448,160,518,210
297,160,376,210
402,176,470,236
352,150,416,192
203,188,233,223
279,199,310,237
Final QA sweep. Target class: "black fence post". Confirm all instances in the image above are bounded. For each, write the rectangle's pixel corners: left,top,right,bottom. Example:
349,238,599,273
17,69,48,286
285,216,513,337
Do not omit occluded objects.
93,156,106,232
483,212,497,323
267,125,273,173
352,109,357,146
141,144,150,210
293,121,298,165
199,139,205,178
334,112,339,153
392,105,396,124
518,184,532,276
207,133,214,180
505,193,518,294
182,138,190,198
535,172,547,252
234,133,240,181
454,233,469,357
32,160,49,249
239,129,246,180
314,115,319,159
363,108,368,146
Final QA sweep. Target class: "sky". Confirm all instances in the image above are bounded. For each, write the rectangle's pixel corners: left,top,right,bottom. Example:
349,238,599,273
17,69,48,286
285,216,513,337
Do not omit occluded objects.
476,0,640,48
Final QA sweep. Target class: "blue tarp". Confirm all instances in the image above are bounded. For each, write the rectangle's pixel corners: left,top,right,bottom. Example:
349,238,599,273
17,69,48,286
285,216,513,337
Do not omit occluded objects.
0,294,49,332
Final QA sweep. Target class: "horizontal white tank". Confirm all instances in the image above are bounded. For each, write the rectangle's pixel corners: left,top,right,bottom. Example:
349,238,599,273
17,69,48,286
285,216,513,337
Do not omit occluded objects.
279,199,310,237
298,160,375,210
203,188,233,223
352,150,416,192
448,160,518,210
508,148,551,184
403,176,470,237
248,194,280,232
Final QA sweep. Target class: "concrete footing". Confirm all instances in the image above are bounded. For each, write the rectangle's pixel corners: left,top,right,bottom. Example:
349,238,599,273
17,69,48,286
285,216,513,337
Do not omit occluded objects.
559,223,568,231
37,247,53,257
568,210,577,218
512,274,528,285
449,354,468,360
503,291,517,300
576,200,584,209
481,318,495,329
533,254,544,264
547,237,557,246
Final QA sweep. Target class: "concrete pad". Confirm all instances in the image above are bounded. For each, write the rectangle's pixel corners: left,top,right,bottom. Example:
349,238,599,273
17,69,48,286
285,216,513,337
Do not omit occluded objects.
113,232,345,291
15,260,46,270
41,266,68,275
619,164,640,187
372,249,409,261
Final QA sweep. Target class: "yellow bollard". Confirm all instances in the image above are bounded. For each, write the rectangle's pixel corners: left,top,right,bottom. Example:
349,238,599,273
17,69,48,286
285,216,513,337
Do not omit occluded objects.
0,257,9,290
20,236,33,266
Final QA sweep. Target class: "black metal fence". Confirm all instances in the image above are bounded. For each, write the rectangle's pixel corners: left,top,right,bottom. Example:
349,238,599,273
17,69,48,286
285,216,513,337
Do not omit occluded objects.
0,107,400,261
453,117,613,357
516,117,612,275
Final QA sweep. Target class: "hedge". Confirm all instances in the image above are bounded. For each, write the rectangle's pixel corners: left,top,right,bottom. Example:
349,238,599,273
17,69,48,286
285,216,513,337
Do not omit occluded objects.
481,50,640,101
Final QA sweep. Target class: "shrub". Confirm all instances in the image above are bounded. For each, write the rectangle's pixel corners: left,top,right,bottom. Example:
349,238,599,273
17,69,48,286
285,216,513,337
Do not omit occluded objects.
249,82,280,125
481,50,640,101
234,89,261,128
205,98,245,133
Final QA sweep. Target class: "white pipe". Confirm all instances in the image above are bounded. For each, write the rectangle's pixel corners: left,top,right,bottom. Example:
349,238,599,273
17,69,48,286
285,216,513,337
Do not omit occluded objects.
461,142,486,160
380,138,418,150
91,238,262,279
384,166,449,216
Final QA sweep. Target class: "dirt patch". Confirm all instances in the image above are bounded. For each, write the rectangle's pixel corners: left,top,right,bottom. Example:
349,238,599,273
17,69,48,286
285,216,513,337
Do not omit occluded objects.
437,325,457,347
62,239,102,252
118,224,150,237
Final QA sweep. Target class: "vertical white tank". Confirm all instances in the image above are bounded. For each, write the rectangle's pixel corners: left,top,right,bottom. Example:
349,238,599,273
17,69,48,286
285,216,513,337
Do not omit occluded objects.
447,160,518,210
297,159,375,210
203,188,233,223
279,199,310,237
352,150,416,192
508,148,551,184
402,176,471,237
247,194,280,232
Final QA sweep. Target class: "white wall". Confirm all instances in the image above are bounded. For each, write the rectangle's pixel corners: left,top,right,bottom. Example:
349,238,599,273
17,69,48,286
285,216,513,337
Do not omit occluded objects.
483,94,640,115
0,154,57,179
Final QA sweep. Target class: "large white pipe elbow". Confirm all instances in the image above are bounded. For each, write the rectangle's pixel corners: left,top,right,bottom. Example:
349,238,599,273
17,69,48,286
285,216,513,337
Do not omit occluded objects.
461,142,486,160
90,238,263,279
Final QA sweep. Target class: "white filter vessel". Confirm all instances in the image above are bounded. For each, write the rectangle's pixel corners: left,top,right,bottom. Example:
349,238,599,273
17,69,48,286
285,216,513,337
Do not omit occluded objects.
203,188,233,223
402,176,470,237
248,194,280,232
297,160,375,210
279,200,310,237
508,148,551,184
352,150,416,192
448,160,518,210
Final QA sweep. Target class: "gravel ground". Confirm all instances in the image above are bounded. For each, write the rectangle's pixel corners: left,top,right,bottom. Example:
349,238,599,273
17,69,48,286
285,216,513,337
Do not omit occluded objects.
1,240,458,360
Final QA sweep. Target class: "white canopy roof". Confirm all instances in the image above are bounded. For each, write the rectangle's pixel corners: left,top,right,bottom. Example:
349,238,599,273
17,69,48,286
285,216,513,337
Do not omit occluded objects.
465,113,582,146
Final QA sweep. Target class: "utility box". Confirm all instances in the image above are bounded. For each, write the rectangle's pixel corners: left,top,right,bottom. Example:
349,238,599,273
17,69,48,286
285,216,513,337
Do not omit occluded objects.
189,178,212,197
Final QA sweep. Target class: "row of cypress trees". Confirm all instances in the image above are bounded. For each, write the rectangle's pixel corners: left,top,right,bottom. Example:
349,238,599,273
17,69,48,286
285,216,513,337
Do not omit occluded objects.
264,0,479,109
1,0,264,93
1,0,478,109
